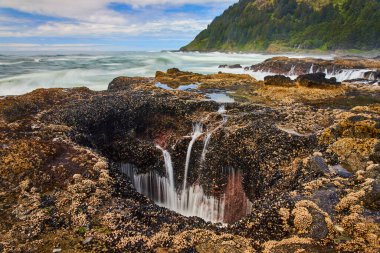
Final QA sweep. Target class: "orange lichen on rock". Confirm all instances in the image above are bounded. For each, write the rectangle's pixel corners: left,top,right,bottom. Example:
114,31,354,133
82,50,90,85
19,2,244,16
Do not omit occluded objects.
155,68,257,89
171,229,255,253
0,139,57,176
256,84,347,103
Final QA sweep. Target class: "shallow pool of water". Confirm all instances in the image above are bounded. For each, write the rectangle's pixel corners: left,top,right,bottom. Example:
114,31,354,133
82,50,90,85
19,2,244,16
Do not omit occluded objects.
155,82,199,91
206,92,235,103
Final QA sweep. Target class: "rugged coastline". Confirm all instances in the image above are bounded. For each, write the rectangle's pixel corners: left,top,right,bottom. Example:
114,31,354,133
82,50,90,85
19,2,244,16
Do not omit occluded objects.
0,59,379,252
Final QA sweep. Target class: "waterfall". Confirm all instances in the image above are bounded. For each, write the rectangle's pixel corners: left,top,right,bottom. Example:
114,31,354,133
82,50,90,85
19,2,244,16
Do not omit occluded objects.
288,65,296,76
120,161,228,223
309,64,314,74
200,133,212,163
156,145,176,208
200,105,228,165
120,106,252,223
326,69,373,82
183,122,203,191
218,105,226,114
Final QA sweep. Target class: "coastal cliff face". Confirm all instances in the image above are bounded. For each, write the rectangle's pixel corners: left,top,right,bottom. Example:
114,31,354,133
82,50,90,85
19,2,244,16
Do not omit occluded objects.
0,68,379,252
181,0,380,52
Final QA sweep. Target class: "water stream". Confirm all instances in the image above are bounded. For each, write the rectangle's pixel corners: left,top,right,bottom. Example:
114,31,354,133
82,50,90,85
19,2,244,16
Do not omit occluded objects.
120,106,252,223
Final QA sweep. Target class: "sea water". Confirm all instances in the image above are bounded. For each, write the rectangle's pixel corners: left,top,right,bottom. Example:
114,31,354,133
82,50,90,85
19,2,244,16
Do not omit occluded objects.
0,51,335,96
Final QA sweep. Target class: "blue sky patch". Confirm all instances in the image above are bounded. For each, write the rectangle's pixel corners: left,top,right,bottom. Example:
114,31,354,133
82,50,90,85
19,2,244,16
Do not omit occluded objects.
0,0,236,51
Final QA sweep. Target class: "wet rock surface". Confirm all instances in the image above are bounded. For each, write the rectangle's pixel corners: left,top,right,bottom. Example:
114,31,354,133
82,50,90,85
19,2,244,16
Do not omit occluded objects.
250,56,380,80
0,71,379,252
296,73,340,88
264,75,294,87
155,68,257,89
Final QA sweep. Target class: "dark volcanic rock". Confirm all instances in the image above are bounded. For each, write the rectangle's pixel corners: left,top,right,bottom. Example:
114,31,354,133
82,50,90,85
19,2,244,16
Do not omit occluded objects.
264,75,294,87
296,73,340,88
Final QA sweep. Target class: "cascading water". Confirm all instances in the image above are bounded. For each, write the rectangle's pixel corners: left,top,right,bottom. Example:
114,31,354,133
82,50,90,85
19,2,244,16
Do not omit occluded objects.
183,122,203,191
309,64,314,74
120,106,252,223
288,65,296,76
200,105,228,165
325,69,376,82
200,133,212,164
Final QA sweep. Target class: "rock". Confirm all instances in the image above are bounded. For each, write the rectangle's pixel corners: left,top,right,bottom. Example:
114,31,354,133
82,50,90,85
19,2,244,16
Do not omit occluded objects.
108,76,154,91
83,236,93,244
308,187,340,216
1,70,378,253
329,165,352,178
309,156,330,175
218,64,242,69
343,78,378,85
264,75,294,87
250,56,380,79
363,179,380,210
262,236,329,253
370,142,380,164
364,71,380,80
292,200,331,240
52,249,62,253
155,68,256,89
295,73,340,88
229,64,242,69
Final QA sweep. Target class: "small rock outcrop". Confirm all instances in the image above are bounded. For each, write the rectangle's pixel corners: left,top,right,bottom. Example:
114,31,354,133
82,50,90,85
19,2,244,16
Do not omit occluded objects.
264,75,294,87
295,73,339,88
219,64,242,69
108,76,154,91
250,56,380,82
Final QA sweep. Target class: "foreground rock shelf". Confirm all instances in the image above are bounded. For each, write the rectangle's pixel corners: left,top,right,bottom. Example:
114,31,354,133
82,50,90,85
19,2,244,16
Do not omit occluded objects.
0,71,379,252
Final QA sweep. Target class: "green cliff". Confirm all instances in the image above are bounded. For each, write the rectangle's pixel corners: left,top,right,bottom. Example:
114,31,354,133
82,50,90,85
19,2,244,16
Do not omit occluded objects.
181,0,380,52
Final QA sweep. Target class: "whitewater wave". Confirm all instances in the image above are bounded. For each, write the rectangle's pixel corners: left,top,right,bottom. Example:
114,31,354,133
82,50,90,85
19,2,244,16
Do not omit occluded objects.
0,51,371,96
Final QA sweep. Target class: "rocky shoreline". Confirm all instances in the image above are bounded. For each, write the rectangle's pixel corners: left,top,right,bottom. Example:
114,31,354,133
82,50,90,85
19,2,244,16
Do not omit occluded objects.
0,61,379,252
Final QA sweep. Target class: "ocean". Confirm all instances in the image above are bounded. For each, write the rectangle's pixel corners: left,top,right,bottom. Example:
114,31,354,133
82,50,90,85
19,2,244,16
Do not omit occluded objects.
0,51,335,96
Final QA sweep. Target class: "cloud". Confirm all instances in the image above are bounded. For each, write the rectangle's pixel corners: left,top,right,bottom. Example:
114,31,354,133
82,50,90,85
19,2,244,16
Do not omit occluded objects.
0,1,235,21
0,0,237,50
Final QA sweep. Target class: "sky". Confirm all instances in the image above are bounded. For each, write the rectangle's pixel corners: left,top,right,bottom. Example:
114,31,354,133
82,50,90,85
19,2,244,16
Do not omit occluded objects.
0,0,236,51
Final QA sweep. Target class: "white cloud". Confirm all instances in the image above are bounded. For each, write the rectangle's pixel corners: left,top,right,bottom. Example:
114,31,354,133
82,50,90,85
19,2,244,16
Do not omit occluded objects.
0,0,236,51
0,1,236,21
0,0,236,37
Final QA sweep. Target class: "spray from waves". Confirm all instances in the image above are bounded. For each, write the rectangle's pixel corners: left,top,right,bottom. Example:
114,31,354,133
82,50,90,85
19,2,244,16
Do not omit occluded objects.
0,51,337,96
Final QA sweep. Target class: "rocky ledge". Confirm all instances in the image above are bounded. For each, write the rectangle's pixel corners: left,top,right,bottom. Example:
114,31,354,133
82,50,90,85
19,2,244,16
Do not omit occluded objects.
0,71,379,252
249,56,380,83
